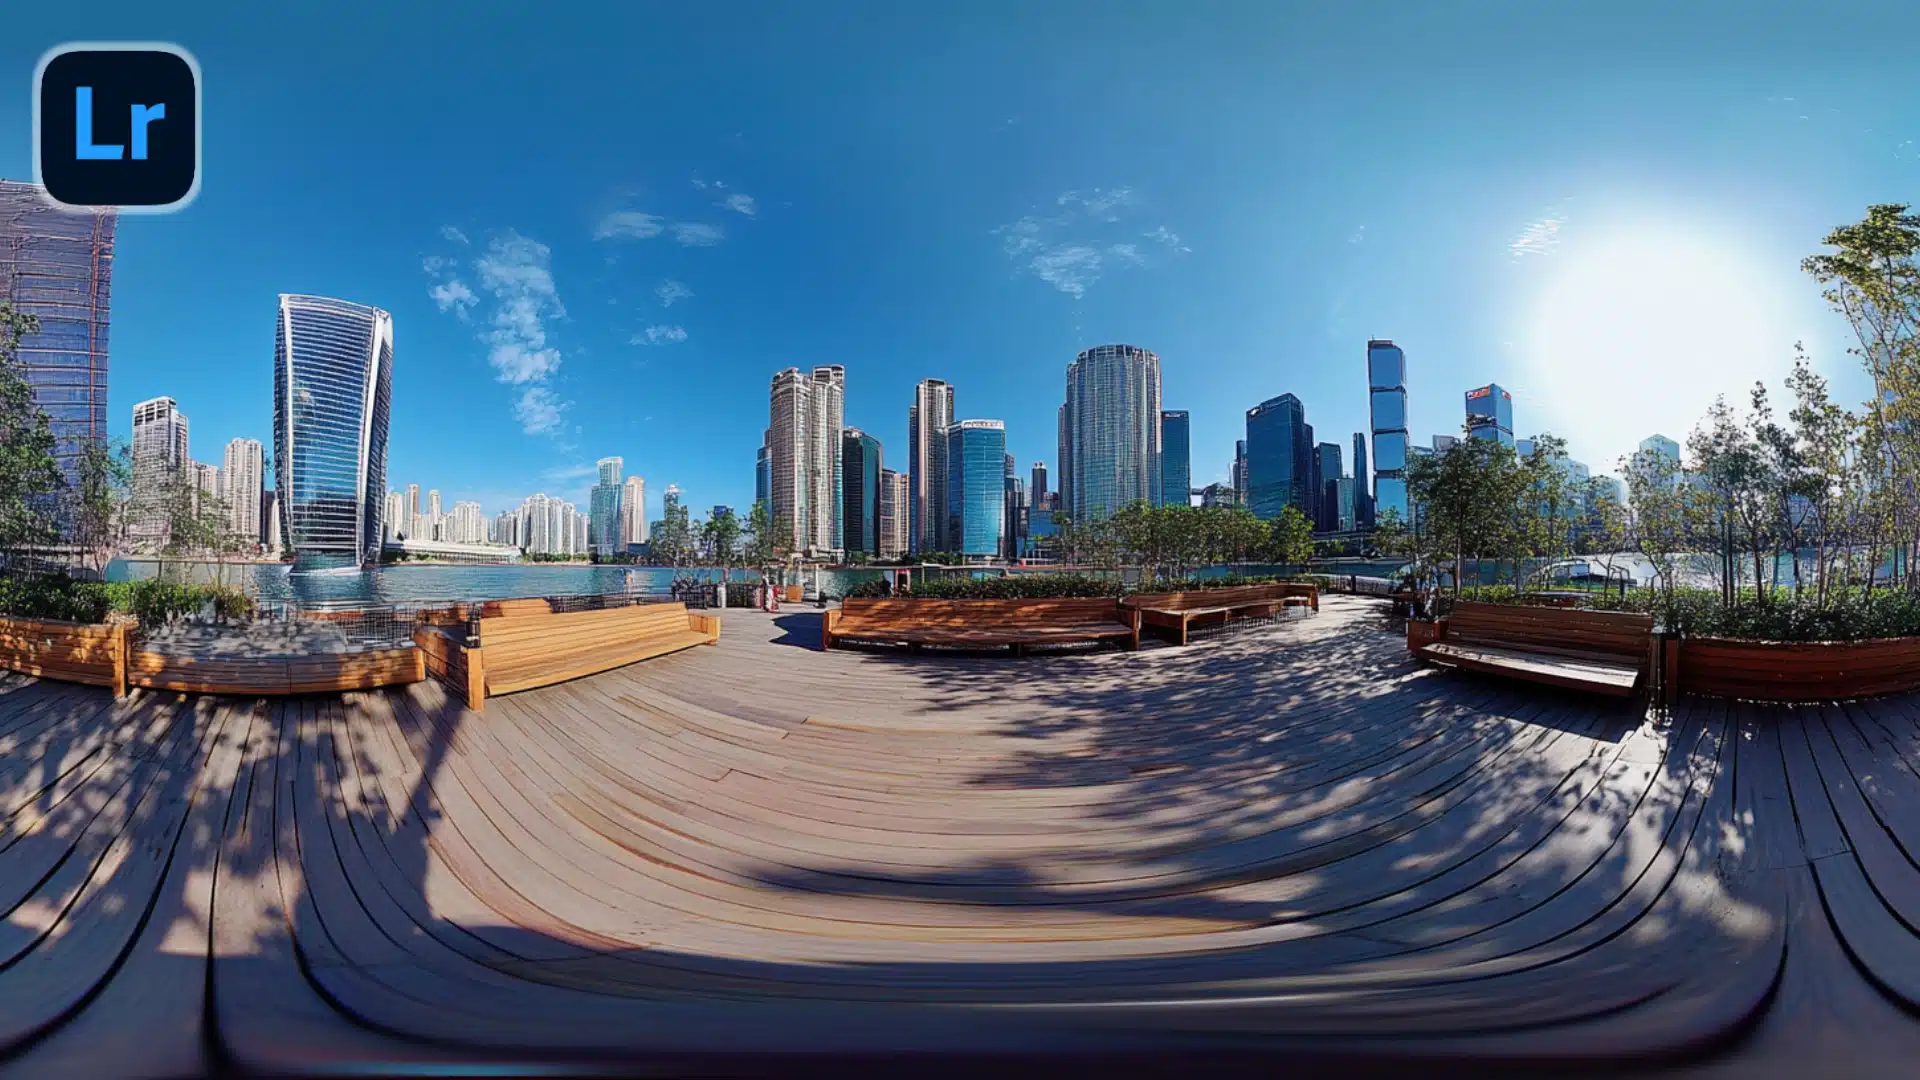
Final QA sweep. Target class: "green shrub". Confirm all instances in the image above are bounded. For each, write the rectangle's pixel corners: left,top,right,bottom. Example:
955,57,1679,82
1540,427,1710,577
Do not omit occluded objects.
1157,574,1303,593
104,579,217,626
844,579,894,599
1430,584,1920,643
0,574,113,623
887,573,1124,600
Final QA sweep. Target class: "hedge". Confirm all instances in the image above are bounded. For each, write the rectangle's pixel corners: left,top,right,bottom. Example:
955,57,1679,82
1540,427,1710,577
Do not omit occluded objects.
0,575,253,626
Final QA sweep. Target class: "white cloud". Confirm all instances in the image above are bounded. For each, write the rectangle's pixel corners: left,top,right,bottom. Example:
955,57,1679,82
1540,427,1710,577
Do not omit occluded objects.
421,255,455,274
720,193,757,217
1348,225,1367,245
995,187,1174,296
1510,212,1567,258
1031,245,1104,298
655,279,693,307
593,211,664,240
672,222,724,246
440,225,470,244
514,387,566,435
690,175,710,190
632,324,688,345
542,462,597,482
429,279,478,316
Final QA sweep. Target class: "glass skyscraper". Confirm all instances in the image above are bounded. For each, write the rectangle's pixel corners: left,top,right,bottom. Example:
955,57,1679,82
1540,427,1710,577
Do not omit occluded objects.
1245,393,1311,521
589,456,623,556
1351,431,1372,528
841,427,881,555
1314,441,1343,530
1466,383,1514,446
944,420,1006,561
1064,344,1161,521
1159,409,1190,507
908,378,954,553
273,294,394,570
1368,340,1410,523
0,181,116,497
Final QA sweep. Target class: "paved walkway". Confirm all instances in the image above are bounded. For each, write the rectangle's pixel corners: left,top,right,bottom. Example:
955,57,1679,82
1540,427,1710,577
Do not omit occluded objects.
2,598,1919,1076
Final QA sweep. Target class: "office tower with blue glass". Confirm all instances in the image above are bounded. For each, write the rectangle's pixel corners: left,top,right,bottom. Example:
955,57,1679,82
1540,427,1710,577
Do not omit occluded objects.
589,456,624,557
1159,409,1191,507
1245,393,1312,521
754,434,770,521
1315,441,1343,530
944,420,1007,562
1368,339,1410,524
0,181,116,500
1063,344,1161,521
841,427,882,555
273,294,394,570
1466,383,1514,446
909,378,955,553
1351,431,1371,528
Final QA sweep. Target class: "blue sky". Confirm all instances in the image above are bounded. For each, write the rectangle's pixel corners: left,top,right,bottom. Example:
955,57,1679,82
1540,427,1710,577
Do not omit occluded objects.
4,1,1918,520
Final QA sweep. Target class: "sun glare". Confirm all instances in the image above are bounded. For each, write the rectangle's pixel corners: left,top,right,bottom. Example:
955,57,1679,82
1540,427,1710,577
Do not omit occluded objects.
1519,223,1807,474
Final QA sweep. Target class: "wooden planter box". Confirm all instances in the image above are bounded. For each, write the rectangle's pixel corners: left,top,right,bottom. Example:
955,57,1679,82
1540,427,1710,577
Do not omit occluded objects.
1406,619,1446,652
0,614,129,696
1677,635,1920,702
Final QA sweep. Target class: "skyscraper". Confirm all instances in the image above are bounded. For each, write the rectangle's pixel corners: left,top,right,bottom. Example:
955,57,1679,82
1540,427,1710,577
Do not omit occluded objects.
1368,339,1410,523
1315,441,1344,531
1233,439,1248,495
768,368,811,552
273,294,394,569
1030,461,1049,508
1160,409,1191,507
620,474,647,546
1064,344,1161,521
841,427,881,556
754,433,770,522
1351,431,1372,529
0,181,116,495
129,396,188,548
222,437,264,546
878,468,908,559
406,482,420,539
908,378,955,553
589,456,624,556
944,420,1006,561
808,365,845,554
1245,393,1312,521
1003,475,1026,560
1466,383,1515,447
383,490,404,542
1056,403,1072,521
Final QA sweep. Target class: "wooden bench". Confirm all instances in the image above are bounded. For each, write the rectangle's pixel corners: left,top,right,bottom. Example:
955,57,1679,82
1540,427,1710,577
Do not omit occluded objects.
822,597,1140,654
0,614,130,695
125,646,424,695
448,601,719,705
1413,600,1654,697
1123,583,1319,646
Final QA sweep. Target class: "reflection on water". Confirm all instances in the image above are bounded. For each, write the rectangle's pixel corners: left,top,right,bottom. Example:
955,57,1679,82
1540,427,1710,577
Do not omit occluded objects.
106,560,791,606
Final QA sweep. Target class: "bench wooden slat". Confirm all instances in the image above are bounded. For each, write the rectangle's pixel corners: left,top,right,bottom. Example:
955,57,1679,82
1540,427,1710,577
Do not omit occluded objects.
825,598,1139,653
1420,641,1640,696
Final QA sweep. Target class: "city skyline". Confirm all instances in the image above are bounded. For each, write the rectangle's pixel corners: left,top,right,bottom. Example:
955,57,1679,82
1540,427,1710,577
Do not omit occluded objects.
3,3,1901,522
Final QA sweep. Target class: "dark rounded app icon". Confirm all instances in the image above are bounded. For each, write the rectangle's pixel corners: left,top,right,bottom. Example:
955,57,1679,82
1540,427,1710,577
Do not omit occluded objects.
37,46,199,210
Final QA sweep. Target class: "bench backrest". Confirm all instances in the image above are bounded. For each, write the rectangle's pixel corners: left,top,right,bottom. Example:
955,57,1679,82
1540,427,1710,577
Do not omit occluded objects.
838,597,1126,629
481,597,555,618
479,602,692,661
1125,582,1315,611
1446,601,1652,662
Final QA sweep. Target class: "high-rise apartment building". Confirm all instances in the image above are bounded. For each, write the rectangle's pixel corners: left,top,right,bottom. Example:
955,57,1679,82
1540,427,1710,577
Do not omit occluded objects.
1466,383,1515,447
589,455,624,556
129,396,188,548
1246,393,1312,521
944,420,1006,561
841,428,881,556
221,438,264,545
449,501,485,544
767,366,846,557
620,475,647,546
878,469,909,559
909,378,955,554
1160,409,1191,508
273,294,394,569
0,181,116,497
1368,339,1410,524
808,365,845,554
1351,431,1372,529
190,461,220,518
383,490,405,542
1064,344,1161,521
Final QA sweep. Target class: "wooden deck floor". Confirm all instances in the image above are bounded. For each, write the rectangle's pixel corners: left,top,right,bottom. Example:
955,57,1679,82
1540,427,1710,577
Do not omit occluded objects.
4,597,1920,1076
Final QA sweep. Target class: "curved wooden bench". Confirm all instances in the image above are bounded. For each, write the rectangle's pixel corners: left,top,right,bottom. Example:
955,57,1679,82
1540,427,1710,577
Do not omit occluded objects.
477,602,719,700
1415,601,1653,697
1123,583,1319,645
822,597,1139,654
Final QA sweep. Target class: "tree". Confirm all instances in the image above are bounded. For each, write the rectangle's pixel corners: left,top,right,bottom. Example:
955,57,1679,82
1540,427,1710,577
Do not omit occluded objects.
0,304,62,561
1263,504,1315,567
702,507,742,580
64,436,131,574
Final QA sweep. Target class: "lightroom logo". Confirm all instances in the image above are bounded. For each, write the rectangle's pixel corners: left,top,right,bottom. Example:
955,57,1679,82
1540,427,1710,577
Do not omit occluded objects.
34,42,201,213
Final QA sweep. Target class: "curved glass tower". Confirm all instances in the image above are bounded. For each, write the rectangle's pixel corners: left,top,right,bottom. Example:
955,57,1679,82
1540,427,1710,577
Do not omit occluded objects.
1064,344,1161,522
273,294,393,570
944,420,1006,561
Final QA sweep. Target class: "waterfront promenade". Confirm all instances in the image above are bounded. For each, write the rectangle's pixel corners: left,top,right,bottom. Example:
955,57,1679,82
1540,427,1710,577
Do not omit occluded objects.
5,597,1920,1076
